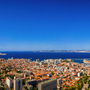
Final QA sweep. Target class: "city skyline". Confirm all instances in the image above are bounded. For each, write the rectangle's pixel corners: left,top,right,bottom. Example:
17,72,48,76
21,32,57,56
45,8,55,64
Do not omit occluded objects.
0,0,90,51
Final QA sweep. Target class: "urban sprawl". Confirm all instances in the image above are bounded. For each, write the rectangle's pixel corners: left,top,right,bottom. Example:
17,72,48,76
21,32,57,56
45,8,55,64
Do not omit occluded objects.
0,58,90,90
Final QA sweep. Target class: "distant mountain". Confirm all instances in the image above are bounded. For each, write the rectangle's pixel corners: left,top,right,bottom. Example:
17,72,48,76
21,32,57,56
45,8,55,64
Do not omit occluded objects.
33,50,90,53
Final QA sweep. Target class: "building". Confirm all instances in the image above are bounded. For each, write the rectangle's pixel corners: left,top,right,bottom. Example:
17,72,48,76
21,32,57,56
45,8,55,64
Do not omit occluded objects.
6,77,12,88
36,59,39,63
30,75,35,80
14,77,22,90
54,60,58,65
38,79,57,90
82,84,89,90
57,79,62,86
71,74,75,80
27,85,33,90
77,72,82,77
26,79,37,87
67,59,71,61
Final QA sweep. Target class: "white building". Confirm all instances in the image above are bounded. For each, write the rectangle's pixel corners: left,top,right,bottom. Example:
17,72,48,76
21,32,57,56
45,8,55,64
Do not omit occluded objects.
54,60,58,65
6,77,12,88
36,59,39,63
58,58,62,63
77,72,82,77
14,77,22,90
82,84,89,90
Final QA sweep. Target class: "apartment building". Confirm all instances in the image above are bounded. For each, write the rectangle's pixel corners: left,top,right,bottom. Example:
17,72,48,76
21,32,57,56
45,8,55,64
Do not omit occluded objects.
14,77,22,90
38,79,57,90
6,77,12,88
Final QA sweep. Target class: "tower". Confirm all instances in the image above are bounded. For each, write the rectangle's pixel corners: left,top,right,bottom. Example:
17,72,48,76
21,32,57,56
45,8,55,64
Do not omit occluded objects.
14,77,22,90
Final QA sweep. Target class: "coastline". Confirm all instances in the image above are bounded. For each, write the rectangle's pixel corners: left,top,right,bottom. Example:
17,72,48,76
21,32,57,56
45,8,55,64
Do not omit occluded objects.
0,52,90,63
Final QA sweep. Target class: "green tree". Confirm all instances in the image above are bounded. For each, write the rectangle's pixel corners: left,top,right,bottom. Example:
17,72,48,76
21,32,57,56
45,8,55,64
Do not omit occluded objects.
51,72,54,75
24,86,28,90
0,87,6,90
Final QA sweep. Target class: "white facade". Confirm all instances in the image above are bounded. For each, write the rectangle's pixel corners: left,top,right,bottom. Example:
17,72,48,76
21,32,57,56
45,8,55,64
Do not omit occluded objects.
77,72,82,77
36,59,39,62
14,77,22,90
6,77,12,88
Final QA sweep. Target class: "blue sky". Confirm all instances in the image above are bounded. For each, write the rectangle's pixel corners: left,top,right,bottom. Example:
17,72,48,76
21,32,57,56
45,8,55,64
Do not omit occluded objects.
0,0,90,51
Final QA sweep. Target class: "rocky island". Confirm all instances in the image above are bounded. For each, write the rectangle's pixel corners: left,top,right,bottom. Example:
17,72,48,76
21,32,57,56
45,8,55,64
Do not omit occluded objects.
0,53,6,55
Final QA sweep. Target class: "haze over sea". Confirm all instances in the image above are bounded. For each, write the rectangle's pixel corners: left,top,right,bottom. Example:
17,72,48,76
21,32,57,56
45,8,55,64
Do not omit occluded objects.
0,52,90,63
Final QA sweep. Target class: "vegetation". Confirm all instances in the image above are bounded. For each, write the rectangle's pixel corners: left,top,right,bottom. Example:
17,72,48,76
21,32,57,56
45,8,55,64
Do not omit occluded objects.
16,71,23,73
33,87,38,90
5,74,15,79
0,87,6,90
26,75,29,77
71,60,74,62
51,72,54,75
24,86,28,90
62,74,89,90
24,86,38,90
22,79,27,85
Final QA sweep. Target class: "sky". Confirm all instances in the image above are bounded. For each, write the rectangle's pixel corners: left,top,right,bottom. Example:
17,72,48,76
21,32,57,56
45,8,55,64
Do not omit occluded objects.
0,0,90,51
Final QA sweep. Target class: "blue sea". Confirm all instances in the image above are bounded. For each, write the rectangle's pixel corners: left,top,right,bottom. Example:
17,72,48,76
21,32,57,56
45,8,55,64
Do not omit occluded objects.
0,52,90,63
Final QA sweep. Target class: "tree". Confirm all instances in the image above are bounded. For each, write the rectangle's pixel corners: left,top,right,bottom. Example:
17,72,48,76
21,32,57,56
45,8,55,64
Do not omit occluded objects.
77,84,81,90
24,86,28,90
81,82,83,89
34,87,38,90
22,79,27,85
71,60,74,62
70,87,75,90
0,87,5,90
51,72,54,75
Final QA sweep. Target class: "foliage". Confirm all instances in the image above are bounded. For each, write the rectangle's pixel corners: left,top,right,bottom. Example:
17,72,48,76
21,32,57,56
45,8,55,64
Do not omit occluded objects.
62,73,89,90
26,75,29,77
71,60,74,62
0,87,5,90
5,74,15,79
22,79,27,85
51,72,54,75
33,87,38,90
24,86,28,90
16,71,23,73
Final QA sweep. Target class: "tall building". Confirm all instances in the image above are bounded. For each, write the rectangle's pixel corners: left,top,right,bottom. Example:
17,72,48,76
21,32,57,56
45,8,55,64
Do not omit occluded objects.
57,79,62,86
6,77,12,88
38,79,57,90
26,79,37,87
14,77,22,90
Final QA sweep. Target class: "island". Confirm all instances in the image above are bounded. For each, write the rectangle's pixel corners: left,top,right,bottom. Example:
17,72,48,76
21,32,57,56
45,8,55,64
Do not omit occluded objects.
0,53,6,55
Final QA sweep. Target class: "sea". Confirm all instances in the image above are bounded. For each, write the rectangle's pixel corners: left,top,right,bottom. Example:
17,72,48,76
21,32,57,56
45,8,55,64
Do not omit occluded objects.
0,51,90,63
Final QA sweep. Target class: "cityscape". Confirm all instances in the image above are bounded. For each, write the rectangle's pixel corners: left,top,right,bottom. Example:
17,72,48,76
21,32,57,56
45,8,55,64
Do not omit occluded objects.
0,0,90,90
0,57,90,90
